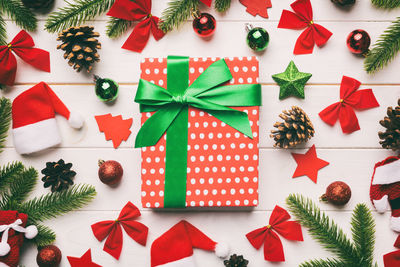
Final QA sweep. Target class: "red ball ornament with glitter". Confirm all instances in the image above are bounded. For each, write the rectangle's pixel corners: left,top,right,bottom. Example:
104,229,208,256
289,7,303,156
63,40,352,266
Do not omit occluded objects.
192,12,216,37
36,245,62,267
346,29,371,55
98,160,123,186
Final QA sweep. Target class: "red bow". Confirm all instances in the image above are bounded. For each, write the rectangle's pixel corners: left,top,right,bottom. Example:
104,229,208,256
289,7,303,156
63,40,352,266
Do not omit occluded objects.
0,30,50,86
278,0,332,55
384,235,400,267
107,0,165,53
319,76,379,134
246,205,303,262
200,0,212,6
91,202,148,260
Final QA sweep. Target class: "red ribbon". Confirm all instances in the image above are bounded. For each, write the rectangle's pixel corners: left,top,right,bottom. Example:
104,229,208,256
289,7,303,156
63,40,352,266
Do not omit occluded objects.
107,0,165,53
246,205,303,262
383,235,400,267
91,202,148,260
200,0,212,6
319,76,379,134
0,30,50,86
278,0,332,55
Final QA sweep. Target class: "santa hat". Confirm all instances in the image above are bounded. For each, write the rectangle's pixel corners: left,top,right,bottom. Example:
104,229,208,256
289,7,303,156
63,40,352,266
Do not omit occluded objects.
151,220,229,267
12,82,84,154
372,156,400,186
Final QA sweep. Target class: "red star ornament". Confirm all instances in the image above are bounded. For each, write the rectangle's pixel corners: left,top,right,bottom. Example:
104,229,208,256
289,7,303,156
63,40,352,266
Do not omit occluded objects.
291,145,329,183
67,249,102,267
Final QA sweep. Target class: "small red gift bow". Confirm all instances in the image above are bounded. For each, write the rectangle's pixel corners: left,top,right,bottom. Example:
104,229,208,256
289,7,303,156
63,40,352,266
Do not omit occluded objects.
278,0,332,55
91,202,148,260
319,76,379,134
0,30,50,86
200,0,212,6
383,235,400,267
246,205,303,262
107,0,165,53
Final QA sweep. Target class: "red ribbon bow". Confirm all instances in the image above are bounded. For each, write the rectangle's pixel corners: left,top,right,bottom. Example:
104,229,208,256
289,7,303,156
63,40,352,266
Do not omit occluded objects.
0,30,50,86
246,205,303,262
383,235,400,267
319,76,379,134
278,0,332,55
91,202,148,260
200,0,212,6
107,0,165,53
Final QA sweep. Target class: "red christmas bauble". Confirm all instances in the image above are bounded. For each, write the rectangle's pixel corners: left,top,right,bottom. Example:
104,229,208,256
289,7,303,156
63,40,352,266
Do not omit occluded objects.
346,29,371,55
98,160,123,186
36,245,62,267
321,181,352,205
192,13,216,37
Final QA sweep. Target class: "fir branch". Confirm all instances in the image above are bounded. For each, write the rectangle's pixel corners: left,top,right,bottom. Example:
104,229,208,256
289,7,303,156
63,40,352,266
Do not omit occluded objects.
159,0,199,33
0,0,37,31
215,0,231,12
19,184,96,223
45,0,115,33
300,258,346,267
0,162,24,195
0,15,6,46
286,194,360,266
351,204,376,266
372,0,400,9
0,97,11,153
33,224,56,247
106,17,132,38
364,17,400,73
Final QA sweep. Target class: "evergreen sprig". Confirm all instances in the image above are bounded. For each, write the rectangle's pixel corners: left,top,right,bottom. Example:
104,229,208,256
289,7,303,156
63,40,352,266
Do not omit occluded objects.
0,97,11,152
0,15,6,46
215,0,231,12
34,224,56,247
364,17,400,73
286,194,377,267
0,0,37,31
45,0,115,33
106,17,132,38
159,0,199,33
372,0,400,8
0,162,24,194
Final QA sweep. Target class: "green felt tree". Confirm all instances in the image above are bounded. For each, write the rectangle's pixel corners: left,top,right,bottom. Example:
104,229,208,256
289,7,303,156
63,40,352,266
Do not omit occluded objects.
286,194,377,267
372,0,400,8
0,97,97,247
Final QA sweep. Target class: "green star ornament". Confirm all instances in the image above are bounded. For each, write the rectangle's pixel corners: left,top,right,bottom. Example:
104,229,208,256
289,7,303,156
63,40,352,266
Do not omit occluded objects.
272,61,312,100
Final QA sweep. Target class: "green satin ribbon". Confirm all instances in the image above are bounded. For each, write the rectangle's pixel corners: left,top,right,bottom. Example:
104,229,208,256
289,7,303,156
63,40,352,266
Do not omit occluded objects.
135,56,261,208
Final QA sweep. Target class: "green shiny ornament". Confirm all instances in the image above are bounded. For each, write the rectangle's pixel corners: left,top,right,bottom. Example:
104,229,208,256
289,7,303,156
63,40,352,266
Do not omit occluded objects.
272,61,312,100
94,75,119,102
246,24,269,51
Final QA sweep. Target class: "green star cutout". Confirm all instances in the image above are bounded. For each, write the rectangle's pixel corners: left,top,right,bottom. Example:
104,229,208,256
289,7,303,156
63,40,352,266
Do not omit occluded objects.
272,61,312,100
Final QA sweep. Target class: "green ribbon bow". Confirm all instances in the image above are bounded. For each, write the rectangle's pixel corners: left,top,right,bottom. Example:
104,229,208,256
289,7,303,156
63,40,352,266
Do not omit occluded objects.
135,56,261,208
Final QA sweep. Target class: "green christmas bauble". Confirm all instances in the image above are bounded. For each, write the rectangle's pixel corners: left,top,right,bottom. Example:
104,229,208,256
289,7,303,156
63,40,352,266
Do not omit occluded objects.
246,25,269,52
94,76,119,102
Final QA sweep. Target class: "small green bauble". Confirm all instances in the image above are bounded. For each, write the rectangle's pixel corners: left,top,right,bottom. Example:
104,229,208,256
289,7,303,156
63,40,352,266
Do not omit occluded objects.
246,24,269,52
94,75,119,102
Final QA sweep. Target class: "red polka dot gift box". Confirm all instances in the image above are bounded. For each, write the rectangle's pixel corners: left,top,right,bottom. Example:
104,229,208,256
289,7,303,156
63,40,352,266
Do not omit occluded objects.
135,56,262,208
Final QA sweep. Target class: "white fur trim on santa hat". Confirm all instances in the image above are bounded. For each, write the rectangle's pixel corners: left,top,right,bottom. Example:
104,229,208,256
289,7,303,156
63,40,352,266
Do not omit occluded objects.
155,256,196,267
373,195,389,213
372,159,400,185
68,112,84,129
391,216,400,232
12,118,61,155
215,242,230,258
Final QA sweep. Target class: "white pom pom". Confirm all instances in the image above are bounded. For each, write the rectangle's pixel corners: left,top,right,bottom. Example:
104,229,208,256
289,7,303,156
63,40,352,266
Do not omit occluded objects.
24,225,38,239
0,242,10,256
215,242,230,259
68,112,84,129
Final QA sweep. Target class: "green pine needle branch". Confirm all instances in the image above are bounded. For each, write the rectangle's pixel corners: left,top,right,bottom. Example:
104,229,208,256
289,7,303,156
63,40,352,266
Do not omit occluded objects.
0,15,6,46
0,97,11,152
0,0,37,32
106,17,132,39
286,194,377,267
215,0,231,12
364,17,400,74
159,0,199,33
0,162,24,194
45,0,115,33
372,0,400,9
34,224,56,247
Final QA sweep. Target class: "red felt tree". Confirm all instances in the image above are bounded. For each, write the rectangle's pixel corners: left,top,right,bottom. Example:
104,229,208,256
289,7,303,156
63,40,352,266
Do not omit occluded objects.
240,0,272,18
95,114,133,148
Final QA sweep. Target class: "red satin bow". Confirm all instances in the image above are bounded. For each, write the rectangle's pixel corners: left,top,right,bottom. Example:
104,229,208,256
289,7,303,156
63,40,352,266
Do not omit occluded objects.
278,0,332,55
383,235,400,267
107,0,165,53
200,0,212,6
319,76,379,134
246,205,303,262
91,202,148,260
0,30,50,86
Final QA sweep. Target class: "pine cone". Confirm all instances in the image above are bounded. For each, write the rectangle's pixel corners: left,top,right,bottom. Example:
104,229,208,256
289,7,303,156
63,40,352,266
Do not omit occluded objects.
379,99,400,151
57,26,101,73
224,254,249,267
331,0,356,6
22,0,55,9
270,106,315,149
41,159,76,192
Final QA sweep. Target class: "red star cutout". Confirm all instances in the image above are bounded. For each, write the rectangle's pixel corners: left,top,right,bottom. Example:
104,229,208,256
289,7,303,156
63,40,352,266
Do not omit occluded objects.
291,145,329,183
67,249,102,267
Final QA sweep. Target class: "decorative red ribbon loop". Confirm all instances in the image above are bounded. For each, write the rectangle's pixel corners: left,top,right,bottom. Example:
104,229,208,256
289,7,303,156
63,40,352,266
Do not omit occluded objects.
0,30,50,86
319,76,379,134
383,235,400,267
278,0,332,54
246,205,303,262
200,0,212,6
91,202,148,260
107,0,165,53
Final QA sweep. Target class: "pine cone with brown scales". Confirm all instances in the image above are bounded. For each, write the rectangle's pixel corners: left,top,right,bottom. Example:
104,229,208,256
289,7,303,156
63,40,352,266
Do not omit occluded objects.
57,25,101,73
331,0,356,6
270,106,315,149
223,254,249,267
379,98,400,151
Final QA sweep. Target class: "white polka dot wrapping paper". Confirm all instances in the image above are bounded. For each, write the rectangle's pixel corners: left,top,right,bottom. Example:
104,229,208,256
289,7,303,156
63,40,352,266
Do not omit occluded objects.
139,57,260,208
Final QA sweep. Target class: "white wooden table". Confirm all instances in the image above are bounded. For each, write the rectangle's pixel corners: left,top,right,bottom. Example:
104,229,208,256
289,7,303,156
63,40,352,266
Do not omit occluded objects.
2,0,400,266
